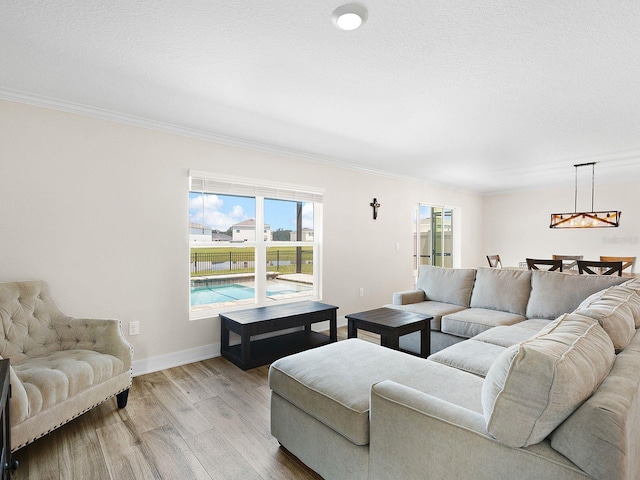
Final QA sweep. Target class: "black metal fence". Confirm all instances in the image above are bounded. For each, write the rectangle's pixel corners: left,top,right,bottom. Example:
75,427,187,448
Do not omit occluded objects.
190,249,313,276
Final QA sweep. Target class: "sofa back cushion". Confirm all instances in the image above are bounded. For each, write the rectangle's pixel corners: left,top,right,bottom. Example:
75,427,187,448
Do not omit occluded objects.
0,281,62,363
574,286,639,351
481,313,615,448
470,267,531,315
526,270,627,320
416,265,476,307
550,331,640,480
621,278,640,327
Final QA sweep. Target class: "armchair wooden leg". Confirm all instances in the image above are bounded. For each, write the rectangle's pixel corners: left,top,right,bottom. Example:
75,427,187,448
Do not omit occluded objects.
116,389,130,408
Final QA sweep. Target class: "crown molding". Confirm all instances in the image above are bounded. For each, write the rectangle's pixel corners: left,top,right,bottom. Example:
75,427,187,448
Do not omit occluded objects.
5,87,636,196
0,88,460,189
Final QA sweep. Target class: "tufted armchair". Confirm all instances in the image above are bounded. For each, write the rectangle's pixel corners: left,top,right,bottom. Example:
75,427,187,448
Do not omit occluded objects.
0,281,133,451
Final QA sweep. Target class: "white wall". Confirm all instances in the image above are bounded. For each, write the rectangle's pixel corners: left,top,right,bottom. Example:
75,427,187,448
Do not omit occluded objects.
0,99,483,373
482,182,640,270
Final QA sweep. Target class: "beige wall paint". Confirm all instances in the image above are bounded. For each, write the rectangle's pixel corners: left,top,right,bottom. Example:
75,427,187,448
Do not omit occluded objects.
0,99,483,370
482,182,640,270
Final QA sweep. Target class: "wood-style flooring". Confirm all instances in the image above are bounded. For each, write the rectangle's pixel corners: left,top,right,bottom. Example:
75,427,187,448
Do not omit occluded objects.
12,327,377,480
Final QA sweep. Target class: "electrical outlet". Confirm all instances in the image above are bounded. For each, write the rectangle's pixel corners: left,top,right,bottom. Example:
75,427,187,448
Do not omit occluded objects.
395,242,400,251
359,288,364,297
129,321,140,336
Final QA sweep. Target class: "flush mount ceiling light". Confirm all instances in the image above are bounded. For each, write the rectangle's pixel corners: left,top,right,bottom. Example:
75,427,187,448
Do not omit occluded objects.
332,4,368,31
550,162,621,229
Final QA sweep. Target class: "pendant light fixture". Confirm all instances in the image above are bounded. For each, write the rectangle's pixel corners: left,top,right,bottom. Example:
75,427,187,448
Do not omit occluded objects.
549,162,621,229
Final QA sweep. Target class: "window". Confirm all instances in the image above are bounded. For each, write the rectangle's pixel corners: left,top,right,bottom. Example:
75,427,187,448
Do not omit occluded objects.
189,171,323,318
414,204,454,269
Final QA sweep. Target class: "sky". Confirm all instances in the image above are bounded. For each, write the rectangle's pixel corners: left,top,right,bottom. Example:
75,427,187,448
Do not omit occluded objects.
189,193,313,231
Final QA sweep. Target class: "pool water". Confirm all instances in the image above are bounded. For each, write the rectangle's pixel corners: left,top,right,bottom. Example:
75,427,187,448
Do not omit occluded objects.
191,281,312,305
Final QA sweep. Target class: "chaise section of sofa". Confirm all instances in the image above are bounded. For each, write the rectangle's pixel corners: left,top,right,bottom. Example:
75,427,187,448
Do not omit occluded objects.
269,339,484,480
0,281,133,451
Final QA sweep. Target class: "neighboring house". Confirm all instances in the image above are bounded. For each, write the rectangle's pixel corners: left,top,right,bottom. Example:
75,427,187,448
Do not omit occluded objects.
289,228,314,242
212,232,232,242
232,219,272,242
189,222,212,242
189,223,232,242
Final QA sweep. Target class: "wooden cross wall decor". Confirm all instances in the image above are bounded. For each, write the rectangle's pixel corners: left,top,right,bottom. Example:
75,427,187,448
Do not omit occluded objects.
370,198,381,220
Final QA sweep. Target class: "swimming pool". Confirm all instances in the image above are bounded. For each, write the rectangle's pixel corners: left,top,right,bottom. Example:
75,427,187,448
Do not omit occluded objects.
190,280,312,306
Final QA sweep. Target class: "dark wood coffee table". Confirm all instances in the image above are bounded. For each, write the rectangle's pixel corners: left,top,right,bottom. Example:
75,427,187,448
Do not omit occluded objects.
346,308,432,357
220,301,338,370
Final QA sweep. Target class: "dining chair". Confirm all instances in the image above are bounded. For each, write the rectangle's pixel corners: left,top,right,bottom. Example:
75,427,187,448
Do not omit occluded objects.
486,255,502,268
526,258,563,272
577,260,623,276
552,255,583,271
599,256,635,273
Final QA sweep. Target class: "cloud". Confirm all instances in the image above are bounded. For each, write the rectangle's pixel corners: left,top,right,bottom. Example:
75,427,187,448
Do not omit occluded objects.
189,194,250,230
302,202,314,229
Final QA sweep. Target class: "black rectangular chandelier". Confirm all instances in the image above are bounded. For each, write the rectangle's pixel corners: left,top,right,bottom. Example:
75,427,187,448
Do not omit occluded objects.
550,162,621,229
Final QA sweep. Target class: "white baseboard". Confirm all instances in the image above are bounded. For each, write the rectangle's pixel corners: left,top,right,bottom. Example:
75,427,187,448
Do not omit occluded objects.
131,317,348,377
132,343,221,377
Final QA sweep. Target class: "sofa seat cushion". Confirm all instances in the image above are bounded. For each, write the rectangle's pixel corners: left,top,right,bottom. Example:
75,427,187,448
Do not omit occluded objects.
574,285,639,351
526,270,626,320
482,313,615,448
472,324,542,348
429,339,506,377
12,350,125,418
269,339,484,446
512,319,553,331
429,323,547,377
385,301,467,330
416,265,476,307
470,267,532,316
441,308,526,338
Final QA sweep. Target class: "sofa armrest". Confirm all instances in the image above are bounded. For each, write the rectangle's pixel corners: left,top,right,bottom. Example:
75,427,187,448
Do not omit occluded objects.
53,316,133,371
392,290,426,305
7,363,29,424
369,380,589,480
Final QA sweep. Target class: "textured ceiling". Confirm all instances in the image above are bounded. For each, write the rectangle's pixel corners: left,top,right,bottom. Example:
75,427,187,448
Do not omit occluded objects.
2,1,640,193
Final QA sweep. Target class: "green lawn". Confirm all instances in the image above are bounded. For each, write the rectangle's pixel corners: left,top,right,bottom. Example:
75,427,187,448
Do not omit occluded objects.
190,246,313,277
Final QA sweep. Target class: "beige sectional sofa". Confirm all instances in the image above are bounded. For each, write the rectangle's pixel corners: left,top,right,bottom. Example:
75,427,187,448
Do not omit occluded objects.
389,265,627,353
268,266,640,480
0,281,133,451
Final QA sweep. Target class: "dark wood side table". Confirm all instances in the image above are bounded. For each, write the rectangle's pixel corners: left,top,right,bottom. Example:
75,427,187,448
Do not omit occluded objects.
346,308,432,358
220,301,338,370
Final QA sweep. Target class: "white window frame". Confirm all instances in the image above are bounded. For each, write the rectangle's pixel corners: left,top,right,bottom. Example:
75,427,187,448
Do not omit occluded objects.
189,171,324,320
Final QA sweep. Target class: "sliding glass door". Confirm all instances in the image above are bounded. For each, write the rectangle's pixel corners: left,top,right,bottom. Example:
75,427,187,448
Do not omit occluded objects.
415,204,453,268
